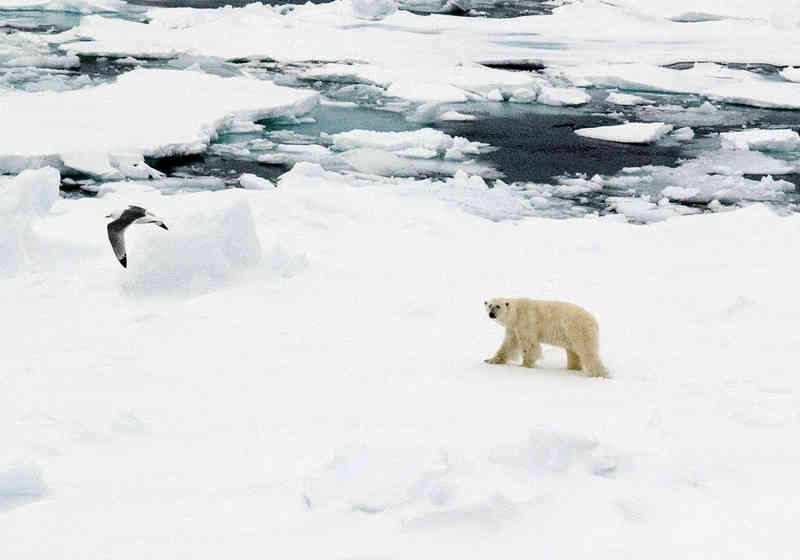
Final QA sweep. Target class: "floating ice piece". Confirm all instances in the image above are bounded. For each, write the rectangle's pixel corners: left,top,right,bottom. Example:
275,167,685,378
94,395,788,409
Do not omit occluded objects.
575,122,673,144
781,67,800,83
4,55,80,69
438,110,477,121
341,148,415,176
562,63,800,110
386,82,468,103
662,186,700,201
110,153,166,180
239,173,273,190
608,196,699,223
509,87,537,103
0,0,132,13
671,127,695,142
0,69,318,174
606,92,652,106
330,128,477,154
537,87,590,106
720,129,800,151
351,0,397,20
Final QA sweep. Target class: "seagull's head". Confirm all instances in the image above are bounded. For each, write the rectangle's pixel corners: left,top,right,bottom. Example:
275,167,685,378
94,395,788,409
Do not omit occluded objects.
105,209,123,220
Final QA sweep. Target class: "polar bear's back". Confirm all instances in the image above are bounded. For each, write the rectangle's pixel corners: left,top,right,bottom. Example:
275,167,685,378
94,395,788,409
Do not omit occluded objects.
511,298,599,350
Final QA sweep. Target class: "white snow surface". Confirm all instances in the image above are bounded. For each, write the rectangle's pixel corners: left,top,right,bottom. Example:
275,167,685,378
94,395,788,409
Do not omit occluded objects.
781,66,800,82
4,162,800,557
0,68,318,174
575,122,674,144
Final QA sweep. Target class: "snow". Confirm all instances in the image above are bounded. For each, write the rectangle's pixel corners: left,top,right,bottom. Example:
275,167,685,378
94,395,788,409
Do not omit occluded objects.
720,129,800,152
574,122,674,144
5,0,800,555
0,68,319,174
4,162,800,557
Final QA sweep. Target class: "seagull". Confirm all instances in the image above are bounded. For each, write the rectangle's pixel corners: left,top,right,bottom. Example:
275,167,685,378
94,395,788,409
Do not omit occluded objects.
105,205,168,268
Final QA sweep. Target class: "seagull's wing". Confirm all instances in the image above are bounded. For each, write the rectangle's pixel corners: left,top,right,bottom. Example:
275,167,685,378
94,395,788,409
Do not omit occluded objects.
107,218,128,268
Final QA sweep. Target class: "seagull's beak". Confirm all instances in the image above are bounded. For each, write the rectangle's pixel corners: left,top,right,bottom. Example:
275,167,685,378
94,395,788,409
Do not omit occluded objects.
105,214,113,219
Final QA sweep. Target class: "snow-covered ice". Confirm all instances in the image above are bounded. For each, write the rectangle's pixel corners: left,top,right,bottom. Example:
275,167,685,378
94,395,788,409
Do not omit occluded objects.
574,122,674,144
720,129,800,152
606,92,652,106
0,68,318,174
5,0,800,556
4,161,800,557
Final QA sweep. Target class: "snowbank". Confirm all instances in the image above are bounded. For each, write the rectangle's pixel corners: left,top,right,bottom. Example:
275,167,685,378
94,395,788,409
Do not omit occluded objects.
0,69,318,174
4,158,800,557
0,167,60,276
120,193,262,296
574,122,673,144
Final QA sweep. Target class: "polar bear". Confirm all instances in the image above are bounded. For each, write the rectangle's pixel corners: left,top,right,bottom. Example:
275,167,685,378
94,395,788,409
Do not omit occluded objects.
484,298,610,378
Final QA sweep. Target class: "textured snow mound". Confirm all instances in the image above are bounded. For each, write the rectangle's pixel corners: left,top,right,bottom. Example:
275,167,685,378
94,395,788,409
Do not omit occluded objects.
0,167,60,277
121,193,262,296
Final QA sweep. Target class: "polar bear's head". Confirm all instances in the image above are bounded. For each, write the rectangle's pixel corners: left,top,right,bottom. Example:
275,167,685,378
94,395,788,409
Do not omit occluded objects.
484,298,513,325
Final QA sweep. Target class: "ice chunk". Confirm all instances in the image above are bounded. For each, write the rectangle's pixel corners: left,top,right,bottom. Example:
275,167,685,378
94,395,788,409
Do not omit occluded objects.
575,122,673,144
537,87,590,106
509,88,537,103
4,55,80,69
606,92,652,106
386,82,468,103
661,186,700,201
438,110,477,121
332,128,462,154
0,0,132,13
671,127,695,142
0,167,60,276
109,153,166,180
608,196,699,223
351,0,397,21
239,173,273,190
121,193,262,297
781,67,800,83
341,148,415,176
720,129,800,151
0,69,318,174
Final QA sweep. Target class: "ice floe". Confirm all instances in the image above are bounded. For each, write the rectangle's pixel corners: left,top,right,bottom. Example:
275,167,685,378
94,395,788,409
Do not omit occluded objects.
574,122,674,144
720,129,800,152
0,68,318,174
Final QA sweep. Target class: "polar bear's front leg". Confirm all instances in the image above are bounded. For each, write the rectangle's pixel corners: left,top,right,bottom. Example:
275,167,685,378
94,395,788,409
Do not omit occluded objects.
485,328,520,364
521,341,542,368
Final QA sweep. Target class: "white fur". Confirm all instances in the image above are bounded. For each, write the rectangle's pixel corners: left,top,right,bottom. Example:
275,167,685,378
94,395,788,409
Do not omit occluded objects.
484,298,610,378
